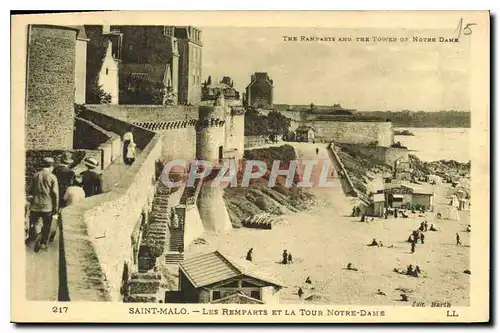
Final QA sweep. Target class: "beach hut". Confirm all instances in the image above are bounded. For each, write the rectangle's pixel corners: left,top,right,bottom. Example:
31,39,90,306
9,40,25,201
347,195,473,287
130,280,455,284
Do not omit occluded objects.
435,206,460,221
178,251,285,304
371,193,386,217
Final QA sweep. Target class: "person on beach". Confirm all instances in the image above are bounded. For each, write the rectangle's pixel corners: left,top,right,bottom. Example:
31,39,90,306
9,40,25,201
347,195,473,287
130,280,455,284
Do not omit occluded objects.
456,233,462,246
361,214,366,222
288,252,293,264
415,265,422,274
305,277,312,284
424,220,428,232
420,233,425,244
394,209,398,218
246,248,253,261
407,235,414,243
282,250,288,265
316,147,319,155
406,265,414,275
355,206,361,217
376,289,386,296
430,224,437,231
411,242,416,254
298,287,304,298
369,238,378,246
466,225,471,232
347,263,358,271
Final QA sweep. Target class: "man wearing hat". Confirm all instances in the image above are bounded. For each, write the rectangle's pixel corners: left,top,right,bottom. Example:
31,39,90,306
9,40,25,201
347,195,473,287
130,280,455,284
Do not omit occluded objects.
27,157,59,250
53,152,76,208
81,157,103,197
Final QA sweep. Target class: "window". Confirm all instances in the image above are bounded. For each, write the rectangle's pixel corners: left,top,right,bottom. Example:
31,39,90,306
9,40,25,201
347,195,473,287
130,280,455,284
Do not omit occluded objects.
212,291,221,301
250,290,261,300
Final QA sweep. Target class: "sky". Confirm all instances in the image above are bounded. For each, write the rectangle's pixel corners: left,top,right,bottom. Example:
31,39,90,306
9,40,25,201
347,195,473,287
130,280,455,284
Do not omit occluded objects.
201,27,470,112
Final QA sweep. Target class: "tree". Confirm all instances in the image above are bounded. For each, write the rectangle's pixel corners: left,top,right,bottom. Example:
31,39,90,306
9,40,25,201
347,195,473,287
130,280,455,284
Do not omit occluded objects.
244,108,269,135
164,86,177,105
88,77,112,104
267,110,291,138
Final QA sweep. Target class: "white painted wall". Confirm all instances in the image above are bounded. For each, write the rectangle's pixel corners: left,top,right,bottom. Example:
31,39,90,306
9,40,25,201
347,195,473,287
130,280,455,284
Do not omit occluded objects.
98,42,119,104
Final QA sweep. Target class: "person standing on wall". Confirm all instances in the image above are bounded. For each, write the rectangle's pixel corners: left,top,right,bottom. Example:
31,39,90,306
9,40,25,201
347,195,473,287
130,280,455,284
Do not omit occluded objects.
27,157,59,252
123,127,134,164
80,157,103,197
125,141,137,166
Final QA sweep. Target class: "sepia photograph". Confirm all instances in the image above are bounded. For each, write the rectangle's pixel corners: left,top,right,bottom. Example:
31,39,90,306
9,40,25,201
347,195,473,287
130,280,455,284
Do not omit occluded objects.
11,11,490,323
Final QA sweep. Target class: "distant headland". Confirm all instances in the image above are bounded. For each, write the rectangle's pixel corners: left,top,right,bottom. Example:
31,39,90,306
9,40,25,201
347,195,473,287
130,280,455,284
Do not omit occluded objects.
273,105,471,128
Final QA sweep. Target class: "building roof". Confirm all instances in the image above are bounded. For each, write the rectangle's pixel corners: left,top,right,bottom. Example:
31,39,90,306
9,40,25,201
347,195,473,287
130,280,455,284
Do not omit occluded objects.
210,292,264,304
296,126,315,132
119,63,168,84
179,251,285,288
246,72,274,89
401,182,434,195
68,25,88,40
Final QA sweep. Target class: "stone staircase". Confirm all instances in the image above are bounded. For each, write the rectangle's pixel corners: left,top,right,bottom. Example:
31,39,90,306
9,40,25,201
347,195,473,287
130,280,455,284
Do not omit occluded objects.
164,216,185,264
168,228,185,252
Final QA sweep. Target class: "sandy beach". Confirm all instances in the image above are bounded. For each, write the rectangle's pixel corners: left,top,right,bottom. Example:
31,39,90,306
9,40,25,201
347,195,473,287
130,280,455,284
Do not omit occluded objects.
184,143,470,306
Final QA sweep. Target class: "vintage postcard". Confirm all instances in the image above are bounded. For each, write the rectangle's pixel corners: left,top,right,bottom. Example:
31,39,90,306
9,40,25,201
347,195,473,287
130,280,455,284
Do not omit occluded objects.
11,11,490,323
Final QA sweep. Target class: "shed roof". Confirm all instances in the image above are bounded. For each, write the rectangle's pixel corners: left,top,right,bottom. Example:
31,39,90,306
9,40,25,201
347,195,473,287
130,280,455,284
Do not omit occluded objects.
179,251,285,288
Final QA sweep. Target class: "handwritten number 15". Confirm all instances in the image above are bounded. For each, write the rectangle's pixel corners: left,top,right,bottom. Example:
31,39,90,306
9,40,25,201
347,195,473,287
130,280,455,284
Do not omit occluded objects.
456,18,476,38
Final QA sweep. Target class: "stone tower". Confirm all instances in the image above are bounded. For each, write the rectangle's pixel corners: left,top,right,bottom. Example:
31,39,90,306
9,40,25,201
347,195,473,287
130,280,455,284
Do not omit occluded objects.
25,25,79,150
195,104,232,232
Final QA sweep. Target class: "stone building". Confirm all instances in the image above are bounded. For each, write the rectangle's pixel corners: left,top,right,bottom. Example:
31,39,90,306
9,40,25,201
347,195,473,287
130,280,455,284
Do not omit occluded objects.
110,25,179,105
296,125,316,142
201,76,240,103
25,25,79,150
84,25,122,104
109,25,201,105
168,26,203,105
244,72,274,109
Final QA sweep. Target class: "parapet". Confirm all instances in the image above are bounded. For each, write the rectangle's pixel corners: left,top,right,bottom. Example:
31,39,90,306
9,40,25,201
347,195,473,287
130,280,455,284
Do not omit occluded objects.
133,119,197,132
199,105,227,121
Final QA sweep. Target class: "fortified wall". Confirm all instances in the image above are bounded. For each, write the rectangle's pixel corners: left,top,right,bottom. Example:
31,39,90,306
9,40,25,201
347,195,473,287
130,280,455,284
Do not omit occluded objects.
338,143,410,167
86,102,245,163
58,101,244,301
308,119,394,147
